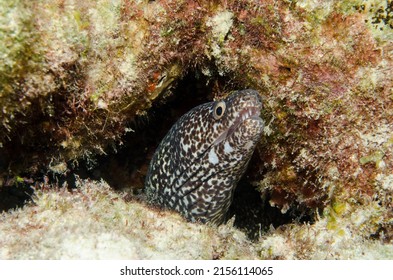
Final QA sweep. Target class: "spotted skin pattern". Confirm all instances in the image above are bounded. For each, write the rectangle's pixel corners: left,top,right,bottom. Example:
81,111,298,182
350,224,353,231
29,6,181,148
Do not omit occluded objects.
144,89,264,224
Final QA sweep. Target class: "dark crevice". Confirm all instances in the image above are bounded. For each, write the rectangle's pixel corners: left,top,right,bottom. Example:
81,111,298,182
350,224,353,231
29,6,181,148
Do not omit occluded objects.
227,178,316,240
73,70,218,191
0,183,34,213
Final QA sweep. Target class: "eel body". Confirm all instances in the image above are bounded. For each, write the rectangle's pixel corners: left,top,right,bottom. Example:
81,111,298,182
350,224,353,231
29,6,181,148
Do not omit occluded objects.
144,89,264,224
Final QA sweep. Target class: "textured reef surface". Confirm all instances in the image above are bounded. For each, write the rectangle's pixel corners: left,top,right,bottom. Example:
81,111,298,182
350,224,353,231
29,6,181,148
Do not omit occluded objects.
1,0,392,259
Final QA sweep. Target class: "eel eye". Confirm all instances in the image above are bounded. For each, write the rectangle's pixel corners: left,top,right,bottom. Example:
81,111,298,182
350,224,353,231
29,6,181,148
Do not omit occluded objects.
213,101,226,120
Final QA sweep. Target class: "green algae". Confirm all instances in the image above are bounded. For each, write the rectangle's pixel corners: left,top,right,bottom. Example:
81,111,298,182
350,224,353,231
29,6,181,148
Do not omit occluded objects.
360,150,385,165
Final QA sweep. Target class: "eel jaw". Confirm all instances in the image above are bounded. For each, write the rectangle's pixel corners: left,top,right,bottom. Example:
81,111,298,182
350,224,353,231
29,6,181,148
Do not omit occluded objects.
213,106,262,146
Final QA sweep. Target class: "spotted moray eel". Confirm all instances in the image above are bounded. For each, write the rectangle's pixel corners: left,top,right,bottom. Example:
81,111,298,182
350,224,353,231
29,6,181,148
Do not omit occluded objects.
144,89,264,225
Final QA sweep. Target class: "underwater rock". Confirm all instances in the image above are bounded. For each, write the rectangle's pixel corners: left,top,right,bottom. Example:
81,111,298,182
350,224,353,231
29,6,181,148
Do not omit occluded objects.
1,179,392,260
0,180,257,259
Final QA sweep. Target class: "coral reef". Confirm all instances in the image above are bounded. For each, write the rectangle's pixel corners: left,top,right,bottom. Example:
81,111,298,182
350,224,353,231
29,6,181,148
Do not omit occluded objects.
1,179,392,259
0,180,257,259
259,198,393,259
1,0,392,259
